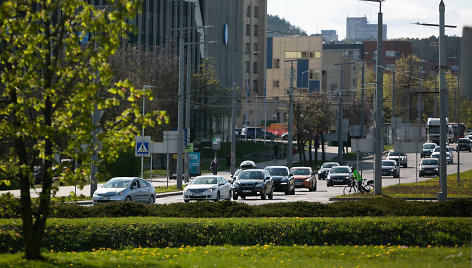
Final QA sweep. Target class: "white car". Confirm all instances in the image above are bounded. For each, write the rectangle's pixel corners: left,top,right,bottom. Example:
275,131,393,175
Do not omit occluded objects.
93,177,156,204
387,151,408,168
431,146,453,164
183,175,232,202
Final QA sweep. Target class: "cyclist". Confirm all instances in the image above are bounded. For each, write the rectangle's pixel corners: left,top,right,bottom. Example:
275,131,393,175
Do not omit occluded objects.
352,166,363,192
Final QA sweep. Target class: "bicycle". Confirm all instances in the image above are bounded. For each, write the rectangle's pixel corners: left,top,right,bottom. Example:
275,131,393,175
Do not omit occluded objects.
343,177,358,195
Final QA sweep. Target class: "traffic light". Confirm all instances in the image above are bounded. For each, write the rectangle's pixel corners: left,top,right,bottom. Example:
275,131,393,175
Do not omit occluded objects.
461,27,472,99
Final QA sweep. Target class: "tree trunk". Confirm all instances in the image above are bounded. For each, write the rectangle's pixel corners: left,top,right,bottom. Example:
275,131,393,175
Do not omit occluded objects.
308,139,313,167
321,133,326,162
314,133,319,166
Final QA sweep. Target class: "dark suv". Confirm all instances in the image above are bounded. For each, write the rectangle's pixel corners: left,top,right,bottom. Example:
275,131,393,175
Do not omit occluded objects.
264,166,295,195
232,169,274,200
241,127,275,139
458,138,472,152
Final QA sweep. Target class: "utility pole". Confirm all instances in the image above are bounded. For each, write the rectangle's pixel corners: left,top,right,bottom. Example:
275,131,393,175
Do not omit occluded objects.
361,62,365,138
438,0,447,201
392,70,396,143
456,74,460,182
337,92,343,163
286,60,296,167
372,0,385,195
177,38,184,190
184,46,191,184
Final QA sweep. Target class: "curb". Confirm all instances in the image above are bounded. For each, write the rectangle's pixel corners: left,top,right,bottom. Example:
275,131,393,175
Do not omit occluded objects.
329,197,472,202
71,191,183,206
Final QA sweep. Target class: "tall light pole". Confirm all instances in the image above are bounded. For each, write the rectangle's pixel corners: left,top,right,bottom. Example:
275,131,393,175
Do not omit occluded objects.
438,0,447,201
362,0,385,195
141,85,156,180
286,59,296,167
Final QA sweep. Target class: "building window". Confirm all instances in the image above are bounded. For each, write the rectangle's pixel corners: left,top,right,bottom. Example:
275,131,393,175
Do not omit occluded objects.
353,79,357,87
253,80,258,91
273,80,280,87
253,43,258,52
245,61,250,73
273,59,280,68
254,6,259,18
253,62,258,73
246,24,250,36
386,50,400,57
254,25,258,36
285,52,301,59
246,43,251,52
330,83,337,91
314,52,321,58
301,52,309,58
246,5,251,17
352,65,356,72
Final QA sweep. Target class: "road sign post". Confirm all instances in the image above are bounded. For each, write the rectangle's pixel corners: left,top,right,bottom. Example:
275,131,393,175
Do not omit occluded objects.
136,136,151,179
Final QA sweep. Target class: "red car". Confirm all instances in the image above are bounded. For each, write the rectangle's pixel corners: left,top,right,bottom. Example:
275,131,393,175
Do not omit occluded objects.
290,167,317,191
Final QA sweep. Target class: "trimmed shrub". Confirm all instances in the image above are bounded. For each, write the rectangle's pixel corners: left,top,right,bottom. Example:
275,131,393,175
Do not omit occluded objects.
0,217,469,253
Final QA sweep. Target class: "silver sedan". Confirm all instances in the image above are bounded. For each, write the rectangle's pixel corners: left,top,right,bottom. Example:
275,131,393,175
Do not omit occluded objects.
93,177,156,204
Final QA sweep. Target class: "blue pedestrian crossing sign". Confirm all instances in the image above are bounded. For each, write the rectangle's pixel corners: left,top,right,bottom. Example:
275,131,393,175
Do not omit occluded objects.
135,136,151,157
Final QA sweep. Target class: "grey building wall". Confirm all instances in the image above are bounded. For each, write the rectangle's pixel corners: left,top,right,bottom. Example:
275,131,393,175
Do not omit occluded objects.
346,16,387,41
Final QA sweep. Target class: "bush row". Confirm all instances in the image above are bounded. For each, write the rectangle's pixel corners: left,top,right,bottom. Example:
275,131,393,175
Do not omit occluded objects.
1,196,470,219
0,217,469,253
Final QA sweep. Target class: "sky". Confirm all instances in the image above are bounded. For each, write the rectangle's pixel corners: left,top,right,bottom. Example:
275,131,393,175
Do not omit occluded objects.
267,0,471,39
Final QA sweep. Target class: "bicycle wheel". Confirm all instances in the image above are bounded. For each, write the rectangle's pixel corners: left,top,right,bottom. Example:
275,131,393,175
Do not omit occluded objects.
343,185,357,195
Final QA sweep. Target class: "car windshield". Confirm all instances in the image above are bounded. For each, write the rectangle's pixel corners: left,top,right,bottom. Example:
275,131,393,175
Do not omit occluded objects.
265,168,288,176
423,144,436,149
102,178,132,188
459,139,468,143
382,161,395,166
422,159,439,165
191,177,217,185
330,167,350,174
434,147,450,152
321,163,338,169
389,152,401,156
238,171,264,180
291,168,310,175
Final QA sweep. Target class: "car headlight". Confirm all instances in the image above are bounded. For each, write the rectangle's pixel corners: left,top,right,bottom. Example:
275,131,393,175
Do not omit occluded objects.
207,186,217,192
305,178,310,182
255,182,264,187
115,190,124,196
435,168,439,171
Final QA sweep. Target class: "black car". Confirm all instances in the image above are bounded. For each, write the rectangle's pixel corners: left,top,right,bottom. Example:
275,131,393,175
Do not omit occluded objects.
421,143,437,158
326,166,352,186
382,160,400,178
264,166,295,195
458,138,472,152
232,169,274,200
317,162,340,180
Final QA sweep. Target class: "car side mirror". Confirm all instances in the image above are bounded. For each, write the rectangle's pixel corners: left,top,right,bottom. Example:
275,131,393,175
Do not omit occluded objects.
265,177,270,181
289,173,293,177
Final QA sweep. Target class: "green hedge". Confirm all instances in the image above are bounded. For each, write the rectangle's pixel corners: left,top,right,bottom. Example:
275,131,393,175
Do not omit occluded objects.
0,217,469,253
1,196,471,219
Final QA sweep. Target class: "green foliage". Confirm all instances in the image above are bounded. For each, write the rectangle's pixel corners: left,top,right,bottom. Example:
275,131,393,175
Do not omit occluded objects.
267,14,307,36
1,245,469,268
0,216,469,253
0,197,464,219
98,146,140,180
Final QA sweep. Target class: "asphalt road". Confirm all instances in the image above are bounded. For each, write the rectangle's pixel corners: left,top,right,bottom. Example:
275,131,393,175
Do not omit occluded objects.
2,144,470,204
158,144,472,205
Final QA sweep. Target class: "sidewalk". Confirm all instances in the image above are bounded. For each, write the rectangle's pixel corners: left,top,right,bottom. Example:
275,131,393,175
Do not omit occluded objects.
0,145,342,199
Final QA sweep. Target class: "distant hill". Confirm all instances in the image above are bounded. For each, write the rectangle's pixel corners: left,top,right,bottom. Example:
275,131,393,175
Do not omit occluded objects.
396,36,461,62
267,14,307,36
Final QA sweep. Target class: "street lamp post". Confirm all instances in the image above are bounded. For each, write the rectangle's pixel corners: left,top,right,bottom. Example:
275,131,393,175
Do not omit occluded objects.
362,0,385,195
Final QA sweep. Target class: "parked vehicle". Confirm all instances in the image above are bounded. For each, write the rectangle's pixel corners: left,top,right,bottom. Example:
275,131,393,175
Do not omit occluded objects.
264,166,295,195
381,160,400,178
419,158,440,177
232,169,274,200
241,127,275,140
387,151,408,168
457,138,472,152
93,177,156,204
430,146,453,164
290,167,316,191
183,175,232,202
326,166,352,187
421,143,437,158
317,162,340,180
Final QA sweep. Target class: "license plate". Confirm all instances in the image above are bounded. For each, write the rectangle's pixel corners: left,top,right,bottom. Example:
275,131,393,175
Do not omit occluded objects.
242,190,252,193
192,194,202,197
295,182,303,185
101,197,110,200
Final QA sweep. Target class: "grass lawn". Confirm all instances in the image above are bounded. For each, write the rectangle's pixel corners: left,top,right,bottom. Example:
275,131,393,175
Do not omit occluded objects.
154,185,182,194
1,245,469,267
340,169,472,199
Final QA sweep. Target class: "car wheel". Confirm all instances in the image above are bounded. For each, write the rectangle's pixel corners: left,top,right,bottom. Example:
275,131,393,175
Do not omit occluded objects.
309,183,314,192
241,195,246,200
233,193,239,200
268,187,274,200
313,181,317,191
148,195,155,204
290,185,295,195
184,200,189,203
214,191,220,202
125,196,132,202
260,190,267,200
285,187,290,195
